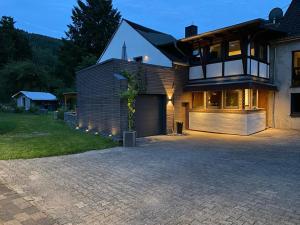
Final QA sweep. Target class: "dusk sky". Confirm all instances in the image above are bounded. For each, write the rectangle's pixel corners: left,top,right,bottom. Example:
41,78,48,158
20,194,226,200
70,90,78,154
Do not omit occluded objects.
0,0,292,39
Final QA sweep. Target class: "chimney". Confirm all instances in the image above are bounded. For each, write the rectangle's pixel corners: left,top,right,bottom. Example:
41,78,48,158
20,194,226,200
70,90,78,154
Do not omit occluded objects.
185,25,198,38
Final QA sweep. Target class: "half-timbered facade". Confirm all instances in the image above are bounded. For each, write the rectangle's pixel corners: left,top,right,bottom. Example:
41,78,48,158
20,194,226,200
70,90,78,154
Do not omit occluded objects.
77,0,300,139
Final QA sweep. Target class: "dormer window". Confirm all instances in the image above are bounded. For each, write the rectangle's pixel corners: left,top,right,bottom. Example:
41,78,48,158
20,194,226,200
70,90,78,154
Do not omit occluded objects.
209,44,221,61
228,40,241,57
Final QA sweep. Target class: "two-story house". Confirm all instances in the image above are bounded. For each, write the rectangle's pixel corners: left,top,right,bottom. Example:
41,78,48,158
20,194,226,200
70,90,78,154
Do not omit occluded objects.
76,0,300,139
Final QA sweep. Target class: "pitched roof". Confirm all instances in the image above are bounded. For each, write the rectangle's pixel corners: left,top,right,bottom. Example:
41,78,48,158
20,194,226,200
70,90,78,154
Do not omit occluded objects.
12,91,57,101
124,19,187,63
279,0,300,37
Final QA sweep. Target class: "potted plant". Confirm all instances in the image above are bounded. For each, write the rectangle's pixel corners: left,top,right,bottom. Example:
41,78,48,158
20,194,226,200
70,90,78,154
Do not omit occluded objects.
176,121,184,135
121,71,140,147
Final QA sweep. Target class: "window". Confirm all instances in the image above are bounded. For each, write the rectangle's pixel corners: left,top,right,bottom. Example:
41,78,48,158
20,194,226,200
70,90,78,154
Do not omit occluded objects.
224,90,240,109
291,93,300,116
207,91,222,109
252,89,258,108
208,44,221,61
250,42,255,57
292,51,300,87
192,92,204,109
258,45,267,61
228,40,241,57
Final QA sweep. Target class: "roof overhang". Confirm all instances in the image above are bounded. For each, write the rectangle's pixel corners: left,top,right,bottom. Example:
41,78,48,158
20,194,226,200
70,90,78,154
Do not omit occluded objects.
180,19,286,43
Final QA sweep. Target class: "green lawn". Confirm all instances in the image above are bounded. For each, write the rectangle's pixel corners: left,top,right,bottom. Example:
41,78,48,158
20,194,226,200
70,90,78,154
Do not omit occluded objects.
0,113,118,160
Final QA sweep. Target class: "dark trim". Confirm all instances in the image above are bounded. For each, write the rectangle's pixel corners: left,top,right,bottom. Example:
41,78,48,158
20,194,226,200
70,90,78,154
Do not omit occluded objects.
184,81,278,92
292,50,300,87
290,114,300,118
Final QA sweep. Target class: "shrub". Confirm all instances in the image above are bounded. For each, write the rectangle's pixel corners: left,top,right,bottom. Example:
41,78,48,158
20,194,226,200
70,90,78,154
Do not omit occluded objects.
29,105,39,114
0,104,14,113
57,108,65,120
14,106,25,113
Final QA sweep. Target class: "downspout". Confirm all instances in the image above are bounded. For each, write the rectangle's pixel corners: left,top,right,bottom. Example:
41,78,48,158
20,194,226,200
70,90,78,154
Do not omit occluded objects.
272,47,277,128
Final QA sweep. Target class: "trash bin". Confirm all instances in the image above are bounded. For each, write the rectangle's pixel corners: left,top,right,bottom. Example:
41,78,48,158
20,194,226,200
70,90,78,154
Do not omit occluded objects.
176,122,183,134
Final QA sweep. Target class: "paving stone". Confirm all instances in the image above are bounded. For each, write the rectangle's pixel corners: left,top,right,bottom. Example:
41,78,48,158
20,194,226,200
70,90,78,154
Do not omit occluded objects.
0,129,299,225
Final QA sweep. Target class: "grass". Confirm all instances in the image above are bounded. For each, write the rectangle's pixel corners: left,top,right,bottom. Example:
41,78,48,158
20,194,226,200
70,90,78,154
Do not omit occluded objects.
0,113,118,160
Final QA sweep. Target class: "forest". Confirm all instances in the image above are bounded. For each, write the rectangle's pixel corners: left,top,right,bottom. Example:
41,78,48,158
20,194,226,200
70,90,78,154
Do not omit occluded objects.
0,0,121,103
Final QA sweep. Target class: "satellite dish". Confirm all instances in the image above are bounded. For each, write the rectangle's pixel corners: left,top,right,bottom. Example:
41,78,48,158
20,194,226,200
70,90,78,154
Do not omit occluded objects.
269,8,284,23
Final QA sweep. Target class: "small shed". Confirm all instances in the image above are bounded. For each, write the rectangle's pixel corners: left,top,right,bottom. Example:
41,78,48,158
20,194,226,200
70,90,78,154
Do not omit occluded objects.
12,91,58,111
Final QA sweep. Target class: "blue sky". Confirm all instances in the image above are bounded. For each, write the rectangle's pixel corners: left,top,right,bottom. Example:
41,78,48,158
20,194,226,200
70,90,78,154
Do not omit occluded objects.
0,0,292,39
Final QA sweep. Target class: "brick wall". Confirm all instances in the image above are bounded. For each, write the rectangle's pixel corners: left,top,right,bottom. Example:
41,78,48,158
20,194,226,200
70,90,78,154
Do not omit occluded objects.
76,59,190,139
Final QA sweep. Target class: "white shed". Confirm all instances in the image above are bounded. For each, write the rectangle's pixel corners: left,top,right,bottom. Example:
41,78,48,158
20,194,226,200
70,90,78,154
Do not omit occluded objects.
12,91,57,111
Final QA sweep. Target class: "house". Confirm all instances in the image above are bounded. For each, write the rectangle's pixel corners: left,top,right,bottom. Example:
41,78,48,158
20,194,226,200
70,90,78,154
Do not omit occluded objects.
77,0,300,139
12,91,58,111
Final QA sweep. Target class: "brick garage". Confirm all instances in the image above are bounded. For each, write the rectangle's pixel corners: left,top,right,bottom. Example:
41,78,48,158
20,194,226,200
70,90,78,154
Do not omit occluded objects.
76,59,190,139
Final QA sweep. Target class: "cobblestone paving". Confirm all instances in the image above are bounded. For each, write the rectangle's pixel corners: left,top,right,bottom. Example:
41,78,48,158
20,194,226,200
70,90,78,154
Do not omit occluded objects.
0,182,57,225
0,129,300,225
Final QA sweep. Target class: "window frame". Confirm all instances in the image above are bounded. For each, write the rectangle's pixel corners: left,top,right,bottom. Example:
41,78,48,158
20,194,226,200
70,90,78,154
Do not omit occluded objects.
192,92,205,109
227,40,242,59
292,51,300,87
291,93,300,117
224,90,240,109
206,91,223,109
207,43,222,63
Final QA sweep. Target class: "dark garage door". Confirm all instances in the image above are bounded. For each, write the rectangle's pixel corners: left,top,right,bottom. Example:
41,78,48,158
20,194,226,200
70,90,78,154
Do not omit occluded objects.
135,95,166,137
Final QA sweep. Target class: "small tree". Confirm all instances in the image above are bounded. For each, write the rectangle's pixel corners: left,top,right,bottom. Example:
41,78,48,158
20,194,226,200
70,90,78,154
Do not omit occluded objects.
121,71,140,131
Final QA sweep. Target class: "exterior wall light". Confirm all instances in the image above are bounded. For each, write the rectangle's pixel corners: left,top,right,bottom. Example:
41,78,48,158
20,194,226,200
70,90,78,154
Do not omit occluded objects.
143,55,149,62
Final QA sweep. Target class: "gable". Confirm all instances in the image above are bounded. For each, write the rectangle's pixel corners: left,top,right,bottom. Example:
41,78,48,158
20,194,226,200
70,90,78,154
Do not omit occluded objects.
280,0,300,36
98,20,173,67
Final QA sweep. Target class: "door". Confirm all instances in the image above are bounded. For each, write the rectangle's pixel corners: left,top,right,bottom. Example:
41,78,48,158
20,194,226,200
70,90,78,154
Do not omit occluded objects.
135,95,166,137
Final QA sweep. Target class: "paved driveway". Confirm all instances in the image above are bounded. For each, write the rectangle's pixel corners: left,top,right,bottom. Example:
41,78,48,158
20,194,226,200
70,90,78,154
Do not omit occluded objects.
0,129,300,225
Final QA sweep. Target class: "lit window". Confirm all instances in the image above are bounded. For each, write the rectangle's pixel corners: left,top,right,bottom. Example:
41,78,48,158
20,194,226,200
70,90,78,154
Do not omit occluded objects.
228,40,241,57
292,51,300,87
291,93,300,116
224,90,240,109
245,89,250,108
192,92,204,109
207,91,222,109
252,89,258,108
209,44,221,61
250,42,255,57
